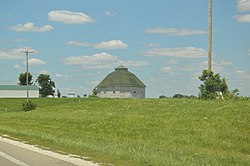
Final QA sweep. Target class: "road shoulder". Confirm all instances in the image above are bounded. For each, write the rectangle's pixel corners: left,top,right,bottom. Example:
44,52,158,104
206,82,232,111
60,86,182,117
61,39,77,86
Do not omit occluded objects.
0,135,98,166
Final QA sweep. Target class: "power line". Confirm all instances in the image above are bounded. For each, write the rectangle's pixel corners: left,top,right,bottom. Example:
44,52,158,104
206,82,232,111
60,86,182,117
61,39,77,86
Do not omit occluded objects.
42,0,152,52
19,0,198,61
106,0,198,40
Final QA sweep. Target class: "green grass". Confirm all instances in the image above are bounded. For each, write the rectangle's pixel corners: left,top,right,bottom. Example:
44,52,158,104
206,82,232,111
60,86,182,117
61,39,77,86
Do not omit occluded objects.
0,98,249,165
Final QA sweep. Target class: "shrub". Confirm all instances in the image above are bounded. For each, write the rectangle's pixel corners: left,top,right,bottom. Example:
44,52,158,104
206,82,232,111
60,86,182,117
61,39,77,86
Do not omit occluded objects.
22,101,36,111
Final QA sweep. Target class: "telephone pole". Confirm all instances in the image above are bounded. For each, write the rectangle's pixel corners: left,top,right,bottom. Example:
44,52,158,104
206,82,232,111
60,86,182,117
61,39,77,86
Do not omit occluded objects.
22,50,34,102
208,0,212,72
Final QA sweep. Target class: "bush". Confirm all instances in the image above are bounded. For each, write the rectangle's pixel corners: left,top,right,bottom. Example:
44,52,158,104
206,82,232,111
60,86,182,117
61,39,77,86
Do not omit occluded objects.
22,101,36,111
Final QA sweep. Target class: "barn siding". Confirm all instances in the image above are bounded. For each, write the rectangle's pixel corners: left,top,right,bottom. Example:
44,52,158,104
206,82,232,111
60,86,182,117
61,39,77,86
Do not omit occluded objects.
0,90,39,98
0,85,39,98
97,87,145,98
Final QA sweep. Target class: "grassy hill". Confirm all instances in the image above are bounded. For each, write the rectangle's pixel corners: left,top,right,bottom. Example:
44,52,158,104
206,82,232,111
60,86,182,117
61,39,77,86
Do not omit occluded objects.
0,98,249,165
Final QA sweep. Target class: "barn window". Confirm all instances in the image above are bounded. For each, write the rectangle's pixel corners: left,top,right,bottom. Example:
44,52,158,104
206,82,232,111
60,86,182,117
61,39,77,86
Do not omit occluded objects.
134,91,136,94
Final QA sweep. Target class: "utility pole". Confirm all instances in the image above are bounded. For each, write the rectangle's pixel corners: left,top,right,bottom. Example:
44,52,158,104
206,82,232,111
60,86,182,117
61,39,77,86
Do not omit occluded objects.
208,0,212,73
22,50,34,102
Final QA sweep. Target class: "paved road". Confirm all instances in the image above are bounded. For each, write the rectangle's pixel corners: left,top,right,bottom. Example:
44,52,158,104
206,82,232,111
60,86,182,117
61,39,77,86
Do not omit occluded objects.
0,137,98,166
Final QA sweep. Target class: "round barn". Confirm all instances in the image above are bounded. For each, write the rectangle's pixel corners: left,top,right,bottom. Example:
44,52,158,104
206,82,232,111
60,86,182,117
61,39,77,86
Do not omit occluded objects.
95,65,146,98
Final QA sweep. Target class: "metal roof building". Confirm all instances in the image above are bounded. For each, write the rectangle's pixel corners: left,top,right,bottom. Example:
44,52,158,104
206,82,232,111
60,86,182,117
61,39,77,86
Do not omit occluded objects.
0,85,39,98
95,65,146,98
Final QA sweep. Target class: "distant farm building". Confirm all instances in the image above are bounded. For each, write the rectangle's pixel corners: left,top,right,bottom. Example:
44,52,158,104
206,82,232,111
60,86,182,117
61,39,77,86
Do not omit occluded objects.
0,85,39,98
95,65,146,98
67,92,76,98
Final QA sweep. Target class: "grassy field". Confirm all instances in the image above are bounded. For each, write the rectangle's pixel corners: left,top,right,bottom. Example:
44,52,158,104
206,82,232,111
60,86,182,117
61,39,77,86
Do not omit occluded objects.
0,98,249,165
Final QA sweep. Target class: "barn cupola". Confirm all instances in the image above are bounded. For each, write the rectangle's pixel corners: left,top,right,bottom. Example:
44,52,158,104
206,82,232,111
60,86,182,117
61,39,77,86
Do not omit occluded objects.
115,65,128,71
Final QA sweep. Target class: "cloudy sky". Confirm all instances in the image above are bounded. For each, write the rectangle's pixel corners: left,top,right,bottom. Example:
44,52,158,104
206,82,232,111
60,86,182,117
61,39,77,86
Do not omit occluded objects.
0,0,250,97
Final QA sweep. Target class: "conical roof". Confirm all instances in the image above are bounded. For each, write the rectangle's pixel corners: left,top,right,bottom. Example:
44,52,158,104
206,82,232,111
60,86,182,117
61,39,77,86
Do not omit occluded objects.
96,65,146,88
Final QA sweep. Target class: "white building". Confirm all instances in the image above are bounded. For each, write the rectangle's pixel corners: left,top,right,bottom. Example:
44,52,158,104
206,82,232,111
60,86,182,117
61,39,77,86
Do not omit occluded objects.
0,85,39,98
67,92,76,98
95,65,146,98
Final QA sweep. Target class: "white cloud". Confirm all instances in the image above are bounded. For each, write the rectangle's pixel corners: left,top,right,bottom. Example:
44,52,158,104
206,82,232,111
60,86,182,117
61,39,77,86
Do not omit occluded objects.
217,61,232,66
9,22,53,32
64,52,118,65
161,66,174,73
86,80,100,85
0,47,38,60
181,62,206,72
28,58,46,65
38,70,50,75
235,14,250,22
236,70,246,74
105,11,115,16
55,74,62,78
235,70,250,80
167,59,178,64
143,47,207,58
66,40,128,50
64,52,148,69
48,10,94,24
145,28,207,36
238,0,250,11
181,60,232,73
65,41,91,47
120,60,148,67
94,40,128,49
13,38,26,43
14,64,23,70
55,74,73,80
143,43,161,47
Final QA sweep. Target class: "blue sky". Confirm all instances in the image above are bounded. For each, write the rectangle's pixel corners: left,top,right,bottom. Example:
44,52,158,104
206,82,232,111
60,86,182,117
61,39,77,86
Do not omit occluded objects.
0,0,250,97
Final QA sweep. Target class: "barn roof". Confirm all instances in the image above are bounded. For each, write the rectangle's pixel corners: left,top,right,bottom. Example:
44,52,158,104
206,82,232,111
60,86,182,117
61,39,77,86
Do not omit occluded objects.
0,85,39,90
96,65,146,88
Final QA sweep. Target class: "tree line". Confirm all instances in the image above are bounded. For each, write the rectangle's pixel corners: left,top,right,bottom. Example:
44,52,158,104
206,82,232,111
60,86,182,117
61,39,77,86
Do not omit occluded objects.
160,70,240,100
21,69,241,100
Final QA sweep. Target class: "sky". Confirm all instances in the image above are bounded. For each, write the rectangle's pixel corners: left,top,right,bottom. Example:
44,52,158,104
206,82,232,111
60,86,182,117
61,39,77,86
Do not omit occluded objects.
0,0,250,98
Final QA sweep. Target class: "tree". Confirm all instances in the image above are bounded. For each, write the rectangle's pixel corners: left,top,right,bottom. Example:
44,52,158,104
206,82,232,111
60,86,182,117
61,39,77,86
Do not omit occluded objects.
226,88,240,100
172,94,197,99
92,88,98,96
57,89,61,98
232,88,239,97
173,94,186,98
36,74,56,97
18,72,33,85
199,70,229,100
